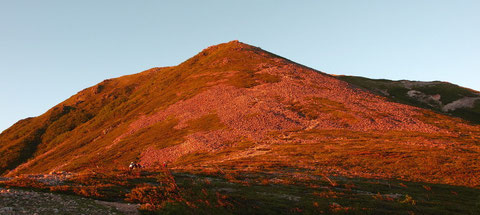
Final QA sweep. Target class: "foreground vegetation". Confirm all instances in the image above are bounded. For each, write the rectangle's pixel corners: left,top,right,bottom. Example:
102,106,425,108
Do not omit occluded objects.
1,168,479,214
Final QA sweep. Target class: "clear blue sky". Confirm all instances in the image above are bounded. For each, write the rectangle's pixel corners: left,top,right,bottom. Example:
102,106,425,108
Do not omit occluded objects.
1,1,479,132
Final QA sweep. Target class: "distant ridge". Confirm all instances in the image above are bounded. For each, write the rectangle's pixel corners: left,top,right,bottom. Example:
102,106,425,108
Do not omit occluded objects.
338,75,480,124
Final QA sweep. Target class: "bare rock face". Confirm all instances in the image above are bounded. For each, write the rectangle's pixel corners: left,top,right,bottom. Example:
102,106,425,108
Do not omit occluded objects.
442,97,480,112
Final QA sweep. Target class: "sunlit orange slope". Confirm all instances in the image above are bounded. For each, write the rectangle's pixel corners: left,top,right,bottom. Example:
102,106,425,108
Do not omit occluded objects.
1,41,479,187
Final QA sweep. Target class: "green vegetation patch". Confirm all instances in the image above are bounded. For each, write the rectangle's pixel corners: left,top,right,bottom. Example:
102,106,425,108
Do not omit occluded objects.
228,71,282,88
186,113,226,132
286,97,356,124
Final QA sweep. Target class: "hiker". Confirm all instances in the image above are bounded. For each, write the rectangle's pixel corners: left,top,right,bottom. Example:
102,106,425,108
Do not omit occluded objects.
129,161,143,170
129,162,137,170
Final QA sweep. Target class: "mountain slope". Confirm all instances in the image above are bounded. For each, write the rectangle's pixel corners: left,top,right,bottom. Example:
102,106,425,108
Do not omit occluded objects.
337,75,480,124
1,41,479,187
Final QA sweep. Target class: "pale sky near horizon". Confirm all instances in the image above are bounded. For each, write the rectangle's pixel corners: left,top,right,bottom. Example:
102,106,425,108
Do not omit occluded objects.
1,0,479,132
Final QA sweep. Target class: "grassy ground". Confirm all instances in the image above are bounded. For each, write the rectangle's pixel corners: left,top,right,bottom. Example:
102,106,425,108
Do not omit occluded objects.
1,168,479,214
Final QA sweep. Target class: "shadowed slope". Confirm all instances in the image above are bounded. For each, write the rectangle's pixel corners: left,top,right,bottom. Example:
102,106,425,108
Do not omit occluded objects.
338,75,480,124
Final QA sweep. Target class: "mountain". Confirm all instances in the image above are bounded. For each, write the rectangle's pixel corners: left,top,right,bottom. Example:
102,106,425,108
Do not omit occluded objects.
337,75,480,124
1,41,479,187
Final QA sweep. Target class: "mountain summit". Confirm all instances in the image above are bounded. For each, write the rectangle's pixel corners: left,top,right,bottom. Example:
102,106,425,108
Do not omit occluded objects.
1,41,479,186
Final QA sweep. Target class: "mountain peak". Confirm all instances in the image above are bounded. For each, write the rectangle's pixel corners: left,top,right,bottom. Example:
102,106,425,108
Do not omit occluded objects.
199,40,262,57
205,40,254,50
179,40,281,70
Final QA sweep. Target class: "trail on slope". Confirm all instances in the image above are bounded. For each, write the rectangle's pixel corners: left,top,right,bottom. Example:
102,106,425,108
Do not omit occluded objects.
0,187,138,215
